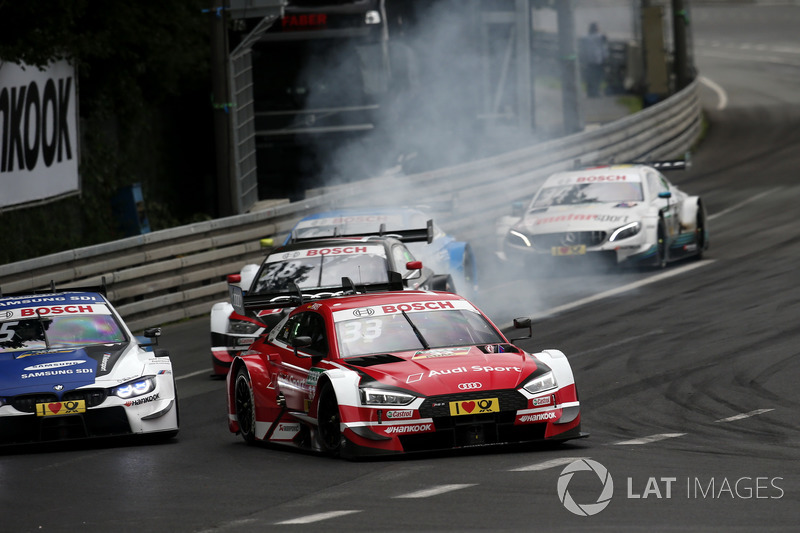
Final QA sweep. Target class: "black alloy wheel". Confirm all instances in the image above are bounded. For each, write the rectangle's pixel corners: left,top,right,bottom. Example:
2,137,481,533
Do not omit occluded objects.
234,368,256,444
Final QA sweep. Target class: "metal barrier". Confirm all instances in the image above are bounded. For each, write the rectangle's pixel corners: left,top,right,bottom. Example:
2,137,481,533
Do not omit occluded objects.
0,80,701,331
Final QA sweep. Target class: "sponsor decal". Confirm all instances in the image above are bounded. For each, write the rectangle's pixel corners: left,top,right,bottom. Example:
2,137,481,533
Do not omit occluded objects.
306,368,323,386
306,246,368,256
534,213,631,226
125,393,160,407
15,349,75,359
309,303,322,310
413,347,471,359
520,411,557,422
531,395,553,407
385,410,414,419
457,382,483,390
256,308,284,316
383,423,433,434
100,353,111,372
575,175,629,182
381,301,455,313
406,365,521,383
36,400,85,417
19,305,94,317
22,366,94,379
0,295,103,308
24,360,86,371
352,307,375,317
276,423,301,433
449,398,498,416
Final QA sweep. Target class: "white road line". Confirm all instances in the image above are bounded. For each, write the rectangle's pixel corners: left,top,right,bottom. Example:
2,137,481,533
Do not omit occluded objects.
176,368,212,381
708,187,782,221
394,484,476,499
276,510,362,525
570,329,663,358
528,261,714,321
510,457,590,472
614,433,686,445
715,408,775,423
698,75,728,110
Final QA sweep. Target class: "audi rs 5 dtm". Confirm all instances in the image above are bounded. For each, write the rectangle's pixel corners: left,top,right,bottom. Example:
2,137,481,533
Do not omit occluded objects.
226,284,585,458
210,220,456,376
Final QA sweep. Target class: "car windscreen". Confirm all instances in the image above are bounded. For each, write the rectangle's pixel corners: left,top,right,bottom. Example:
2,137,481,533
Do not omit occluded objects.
252,253,389,293
0,314,127,352
335,309,504,358
532,182,644,207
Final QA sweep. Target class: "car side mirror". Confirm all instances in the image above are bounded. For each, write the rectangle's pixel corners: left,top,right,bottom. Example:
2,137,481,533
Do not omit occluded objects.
511,201,525,218
227,274,242,284
291,335,313,357
404,261,423,280
138,327,162,348
508,317,532,341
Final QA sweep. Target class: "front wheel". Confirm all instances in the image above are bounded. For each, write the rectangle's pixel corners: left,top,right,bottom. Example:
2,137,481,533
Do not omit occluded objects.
234,368,257,444
654,219,668,269
316,382,343,456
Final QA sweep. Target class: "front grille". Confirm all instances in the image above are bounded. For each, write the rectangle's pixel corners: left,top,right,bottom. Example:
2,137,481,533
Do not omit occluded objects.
419,389,527,418
531,231,607,250
63,388,108,408
11,394,58,414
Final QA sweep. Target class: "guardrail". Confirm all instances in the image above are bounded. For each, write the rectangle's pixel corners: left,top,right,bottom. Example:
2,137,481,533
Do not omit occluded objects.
0,80,701,331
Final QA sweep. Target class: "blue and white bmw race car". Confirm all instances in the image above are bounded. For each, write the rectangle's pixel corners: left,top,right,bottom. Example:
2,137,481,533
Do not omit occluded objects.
285,207,479,297
0,285,179,446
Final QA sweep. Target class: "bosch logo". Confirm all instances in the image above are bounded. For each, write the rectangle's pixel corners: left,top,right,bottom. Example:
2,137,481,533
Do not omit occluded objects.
353,307,375,317
457,382,483,390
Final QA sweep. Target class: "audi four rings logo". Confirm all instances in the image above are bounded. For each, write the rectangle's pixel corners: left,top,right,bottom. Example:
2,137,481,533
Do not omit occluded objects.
457,382,483,390
353,308,375,317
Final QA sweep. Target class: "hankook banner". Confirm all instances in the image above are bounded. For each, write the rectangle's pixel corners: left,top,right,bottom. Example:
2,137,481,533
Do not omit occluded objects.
0,59,80,210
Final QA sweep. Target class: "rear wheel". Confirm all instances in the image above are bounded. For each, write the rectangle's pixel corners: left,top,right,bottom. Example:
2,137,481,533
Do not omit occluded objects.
316,382,343,456
234,368,257,444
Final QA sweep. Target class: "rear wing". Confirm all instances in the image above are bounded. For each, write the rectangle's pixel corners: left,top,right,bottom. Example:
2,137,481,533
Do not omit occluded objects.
230,272,405,315
288,219,434,245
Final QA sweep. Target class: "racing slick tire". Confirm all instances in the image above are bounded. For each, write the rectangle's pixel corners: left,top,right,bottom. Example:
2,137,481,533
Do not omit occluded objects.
316,382,345,457
695,205,707,260
234,368,257,444
655,219,668,269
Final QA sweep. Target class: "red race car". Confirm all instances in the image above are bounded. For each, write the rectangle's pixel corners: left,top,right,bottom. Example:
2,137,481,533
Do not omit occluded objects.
226,279,585,458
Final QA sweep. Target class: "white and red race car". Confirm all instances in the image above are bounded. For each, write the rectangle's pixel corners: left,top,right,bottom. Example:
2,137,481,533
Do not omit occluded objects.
210,222,455,376
226,285,584,458
497,161,709,270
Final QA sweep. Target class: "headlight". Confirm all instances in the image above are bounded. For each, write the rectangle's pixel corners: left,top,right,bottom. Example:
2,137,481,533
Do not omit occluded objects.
228,318,260,335
608,221,642,242
523,371,557,394
506,230,532,247
360,388,416,406
112,377,156,399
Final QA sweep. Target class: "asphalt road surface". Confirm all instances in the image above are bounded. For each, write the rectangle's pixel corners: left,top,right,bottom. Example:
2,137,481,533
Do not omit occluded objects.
3,3,800,532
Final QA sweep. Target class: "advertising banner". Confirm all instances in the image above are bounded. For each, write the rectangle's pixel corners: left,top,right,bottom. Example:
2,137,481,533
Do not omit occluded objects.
0,60,80,210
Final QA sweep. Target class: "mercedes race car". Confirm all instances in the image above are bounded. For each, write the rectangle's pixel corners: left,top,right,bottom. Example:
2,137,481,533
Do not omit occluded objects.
497,161,709,271
210,222,456,376
0,285,179,446
285,207,479,297
226,282,584,458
